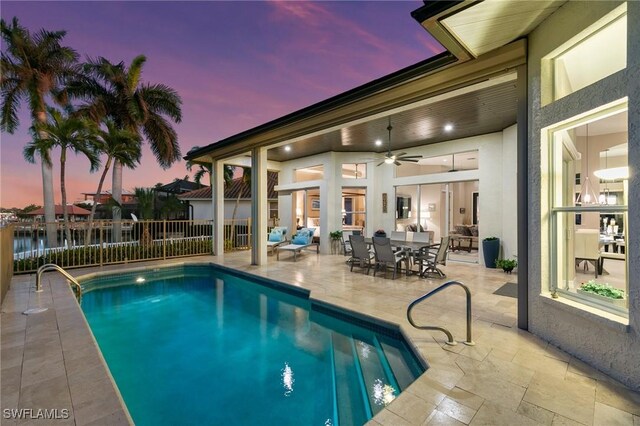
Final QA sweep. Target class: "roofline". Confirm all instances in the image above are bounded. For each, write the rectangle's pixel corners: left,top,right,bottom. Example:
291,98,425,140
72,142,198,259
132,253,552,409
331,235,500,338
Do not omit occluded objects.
410,0,463,24
184,51,457,161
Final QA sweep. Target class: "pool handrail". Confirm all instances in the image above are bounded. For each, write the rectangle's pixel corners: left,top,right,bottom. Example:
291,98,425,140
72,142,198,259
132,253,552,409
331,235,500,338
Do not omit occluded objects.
36,263,82,300
406,279,474,346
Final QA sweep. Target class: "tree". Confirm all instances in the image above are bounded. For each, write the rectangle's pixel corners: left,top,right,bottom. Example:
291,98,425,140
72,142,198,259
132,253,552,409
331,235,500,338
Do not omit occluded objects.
24,107,99,245
185,146,234,186
1,17,79,246
69,55,182,240
134,187,155,246
85,120,140,236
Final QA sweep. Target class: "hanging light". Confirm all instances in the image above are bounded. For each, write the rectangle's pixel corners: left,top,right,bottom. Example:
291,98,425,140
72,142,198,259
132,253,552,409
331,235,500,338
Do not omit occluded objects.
575,123,599,205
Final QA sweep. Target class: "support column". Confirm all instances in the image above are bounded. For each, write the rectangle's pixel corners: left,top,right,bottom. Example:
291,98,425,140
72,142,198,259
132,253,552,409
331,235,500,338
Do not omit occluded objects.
516,63,529,330
212,158,224,257
251,147,268,265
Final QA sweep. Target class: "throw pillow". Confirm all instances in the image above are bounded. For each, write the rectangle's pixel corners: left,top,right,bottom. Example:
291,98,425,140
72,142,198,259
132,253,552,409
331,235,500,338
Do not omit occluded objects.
268,229,283,242
292,233,309,245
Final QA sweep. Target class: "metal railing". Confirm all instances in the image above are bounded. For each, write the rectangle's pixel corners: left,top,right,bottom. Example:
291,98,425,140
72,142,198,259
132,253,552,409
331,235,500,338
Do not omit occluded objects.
406,280,474,346
223,218,251,251
36,263,82,299
12,220,214,273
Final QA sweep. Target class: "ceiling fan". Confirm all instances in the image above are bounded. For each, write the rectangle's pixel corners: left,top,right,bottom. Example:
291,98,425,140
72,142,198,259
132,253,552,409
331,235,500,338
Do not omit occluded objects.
377,119,422,166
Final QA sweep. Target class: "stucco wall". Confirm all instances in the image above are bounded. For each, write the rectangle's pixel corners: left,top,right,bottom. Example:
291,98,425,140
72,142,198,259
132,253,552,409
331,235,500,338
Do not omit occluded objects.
527,0,639,390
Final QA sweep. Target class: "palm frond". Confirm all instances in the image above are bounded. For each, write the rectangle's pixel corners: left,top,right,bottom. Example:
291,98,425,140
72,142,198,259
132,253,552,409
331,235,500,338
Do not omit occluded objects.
141,113,181,168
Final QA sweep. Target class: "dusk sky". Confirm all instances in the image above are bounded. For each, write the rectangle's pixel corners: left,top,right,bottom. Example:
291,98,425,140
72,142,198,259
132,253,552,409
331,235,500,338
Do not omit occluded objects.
0,1,443,208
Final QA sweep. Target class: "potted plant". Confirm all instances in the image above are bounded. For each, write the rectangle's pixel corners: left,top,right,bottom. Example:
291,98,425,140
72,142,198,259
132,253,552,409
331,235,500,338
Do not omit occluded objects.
578,280,626,307
329,230,343,254
496,258,517,273
482,237,500,268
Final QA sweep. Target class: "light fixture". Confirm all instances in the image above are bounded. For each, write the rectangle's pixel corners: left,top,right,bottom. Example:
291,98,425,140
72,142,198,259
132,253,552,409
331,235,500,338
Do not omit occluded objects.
594,166,629,180
444,123,454,132
384,156,395,164
284,145,291,152
375,139,383,146
575,123,599,205
136,277,145,283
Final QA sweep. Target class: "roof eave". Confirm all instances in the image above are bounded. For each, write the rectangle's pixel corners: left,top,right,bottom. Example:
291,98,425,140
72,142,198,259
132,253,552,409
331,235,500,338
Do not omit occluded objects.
184,52,457,162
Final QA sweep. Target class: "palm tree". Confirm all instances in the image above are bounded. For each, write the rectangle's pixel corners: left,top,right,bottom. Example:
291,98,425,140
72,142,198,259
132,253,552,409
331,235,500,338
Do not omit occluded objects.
85,120,141,239
68,55,182,240
185,146,233,185
24,107,100,245
1,17,79,247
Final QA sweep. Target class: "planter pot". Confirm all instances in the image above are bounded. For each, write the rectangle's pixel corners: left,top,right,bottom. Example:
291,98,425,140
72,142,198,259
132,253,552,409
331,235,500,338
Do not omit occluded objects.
482,238,500,268
502,267,514,274
577,288,626,307
330,239,341,255
374,231,387,238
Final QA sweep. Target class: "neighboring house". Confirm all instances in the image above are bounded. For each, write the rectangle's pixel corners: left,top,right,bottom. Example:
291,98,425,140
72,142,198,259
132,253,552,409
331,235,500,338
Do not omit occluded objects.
25,205,91,222
81,190,135,204
179,172,278,223
186,2,639,391
154,178,205,197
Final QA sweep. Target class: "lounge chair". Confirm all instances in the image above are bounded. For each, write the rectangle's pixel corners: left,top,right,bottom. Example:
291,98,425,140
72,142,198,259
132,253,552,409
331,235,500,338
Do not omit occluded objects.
372,237,408,279
267,227,289,255
349,235,374,274
276,229,319,261
414,236,450,278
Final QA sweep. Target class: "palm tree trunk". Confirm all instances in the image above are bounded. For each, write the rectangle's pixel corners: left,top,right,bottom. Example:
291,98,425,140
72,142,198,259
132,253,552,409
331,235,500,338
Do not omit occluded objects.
112,159,123,242
36,109,58,248
60,147,72,246
85,157,112,243
229,192,241,244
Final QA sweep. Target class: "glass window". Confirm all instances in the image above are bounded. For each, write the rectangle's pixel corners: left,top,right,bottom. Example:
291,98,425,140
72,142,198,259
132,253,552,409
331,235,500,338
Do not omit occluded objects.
396,151,478,178
342,163,367,179
342,188,366,232
546,8,626,102
294,165,324,182
547,103,628,315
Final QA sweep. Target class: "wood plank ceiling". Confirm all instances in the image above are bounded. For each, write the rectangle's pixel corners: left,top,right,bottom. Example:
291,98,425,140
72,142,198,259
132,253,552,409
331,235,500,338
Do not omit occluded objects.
268,79,517,162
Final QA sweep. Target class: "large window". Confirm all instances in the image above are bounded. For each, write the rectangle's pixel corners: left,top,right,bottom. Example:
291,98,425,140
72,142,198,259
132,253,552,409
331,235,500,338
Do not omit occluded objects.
342,163,367,179
342,188,366,232
396,151,478,178
546,101,628,315
544,5,627,103
294,165,324,182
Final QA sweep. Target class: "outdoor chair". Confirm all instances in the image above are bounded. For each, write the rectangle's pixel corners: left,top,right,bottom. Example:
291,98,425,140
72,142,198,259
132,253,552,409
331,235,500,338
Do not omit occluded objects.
266,226,288,255
276,229,318,261
342,231,353,257
372,237,407,279
411,231,432,245
413,236,450,278
390,231,406,241
349,235,374,274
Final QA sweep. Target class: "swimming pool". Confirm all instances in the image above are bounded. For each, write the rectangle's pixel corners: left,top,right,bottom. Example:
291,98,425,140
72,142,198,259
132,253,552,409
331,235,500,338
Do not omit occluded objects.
80,264,425,425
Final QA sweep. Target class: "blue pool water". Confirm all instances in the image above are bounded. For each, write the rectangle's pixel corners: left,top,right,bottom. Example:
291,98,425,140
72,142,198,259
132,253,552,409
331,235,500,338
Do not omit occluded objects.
80,265,425,425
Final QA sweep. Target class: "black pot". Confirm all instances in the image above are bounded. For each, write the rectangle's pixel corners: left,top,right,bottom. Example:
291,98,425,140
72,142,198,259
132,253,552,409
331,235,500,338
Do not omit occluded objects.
482,238,500,268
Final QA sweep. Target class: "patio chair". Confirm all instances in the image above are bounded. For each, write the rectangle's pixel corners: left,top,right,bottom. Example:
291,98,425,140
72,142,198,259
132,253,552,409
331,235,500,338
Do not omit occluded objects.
390,231,406,241
342,230,353,257
276,229,319,261
372,237,407,279
349,235,374,274
411,231,432,245
413,236,450,278
266,226,289,255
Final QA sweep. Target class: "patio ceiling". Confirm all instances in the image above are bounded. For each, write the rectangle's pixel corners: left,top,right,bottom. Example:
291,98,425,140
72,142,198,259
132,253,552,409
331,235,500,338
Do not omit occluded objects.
267,78,517,162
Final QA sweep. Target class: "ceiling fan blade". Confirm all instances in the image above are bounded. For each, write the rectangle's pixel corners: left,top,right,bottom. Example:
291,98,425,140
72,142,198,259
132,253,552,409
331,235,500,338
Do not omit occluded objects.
399,158,420,163
398,155,422,159
394,161,402,166
394,152,407,157
377,160,386,167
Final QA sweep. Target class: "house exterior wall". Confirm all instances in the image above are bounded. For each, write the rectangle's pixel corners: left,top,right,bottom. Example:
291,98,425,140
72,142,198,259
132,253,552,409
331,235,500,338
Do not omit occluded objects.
275,127,517,258
527,0,639,390
188,200,258,221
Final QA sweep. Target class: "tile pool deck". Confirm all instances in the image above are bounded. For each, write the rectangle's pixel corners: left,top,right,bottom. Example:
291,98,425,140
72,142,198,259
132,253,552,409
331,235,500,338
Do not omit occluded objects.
1,252,639,425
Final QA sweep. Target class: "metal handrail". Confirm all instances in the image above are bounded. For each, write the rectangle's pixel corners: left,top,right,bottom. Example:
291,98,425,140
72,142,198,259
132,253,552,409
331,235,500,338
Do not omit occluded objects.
406,280,474,346
35,264,82,300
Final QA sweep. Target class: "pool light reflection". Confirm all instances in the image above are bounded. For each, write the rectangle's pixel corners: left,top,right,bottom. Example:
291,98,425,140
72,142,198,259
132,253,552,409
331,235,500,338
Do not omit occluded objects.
135,277,146,283
372,378,396,406
281,362,294,396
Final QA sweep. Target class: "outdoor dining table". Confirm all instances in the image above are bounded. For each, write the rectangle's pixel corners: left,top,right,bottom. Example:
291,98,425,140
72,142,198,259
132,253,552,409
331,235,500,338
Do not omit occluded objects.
363,238,432,276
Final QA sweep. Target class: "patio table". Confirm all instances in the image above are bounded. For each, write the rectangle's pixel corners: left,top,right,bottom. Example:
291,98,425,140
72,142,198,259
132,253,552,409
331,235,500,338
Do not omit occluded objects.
364,238,431,276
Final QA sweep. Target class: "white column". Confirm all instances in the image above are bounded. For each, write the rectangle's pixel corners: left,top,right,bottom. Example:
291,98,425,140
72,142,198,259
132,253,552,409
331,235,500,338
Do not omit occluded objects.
251,147,268,265
212,159,224,256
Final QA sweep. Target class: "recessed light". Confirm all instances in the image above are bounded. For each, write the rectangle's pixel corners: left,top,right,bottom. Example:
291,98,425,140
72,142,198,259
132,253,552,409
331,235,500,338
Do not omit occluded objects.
444,124,454,132
284,145,291,152
375,139,382,146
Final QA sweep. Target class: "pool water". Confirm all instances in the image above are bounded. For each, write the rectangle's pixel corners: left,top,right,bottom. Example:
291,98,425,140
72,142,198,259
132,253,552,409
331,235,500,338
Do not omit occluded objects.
80,265,425,425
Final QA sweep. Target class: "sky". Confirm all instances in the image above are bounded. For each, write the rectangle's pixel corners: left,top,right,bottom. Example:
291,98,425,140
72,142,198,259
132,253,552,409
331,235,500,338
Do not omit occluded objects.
0,1,443,209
